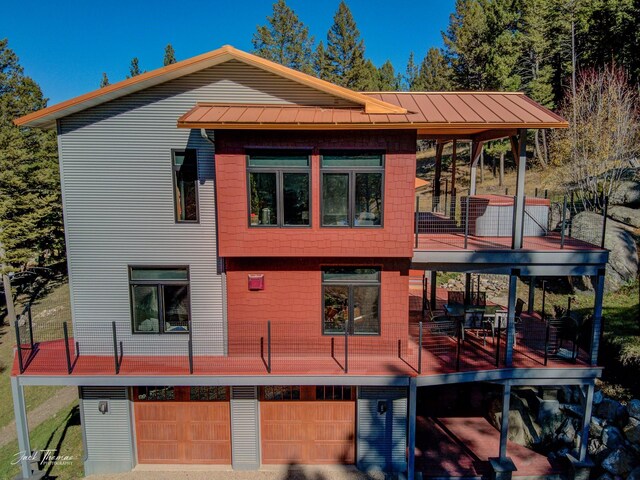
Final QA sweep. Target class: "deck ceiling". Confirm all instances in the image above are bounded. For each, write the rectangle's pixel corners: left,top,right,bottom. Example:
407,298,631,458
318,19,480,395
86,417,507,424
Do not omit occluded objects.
177,92,567,141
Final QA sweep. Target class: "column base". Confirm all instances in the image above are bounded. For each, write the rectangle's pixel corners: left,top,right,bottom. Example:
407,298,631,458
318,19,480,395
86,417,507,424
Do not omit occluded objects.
565,453,594,480
489,457,517,480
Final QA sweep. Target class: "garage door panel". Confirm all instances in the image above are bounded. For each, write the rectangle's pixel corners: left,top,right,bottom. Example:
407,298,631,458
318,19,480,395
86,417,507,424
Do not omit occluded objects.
137,423,178,441
188,442,232,462
137,442,179,463
136,404,178,422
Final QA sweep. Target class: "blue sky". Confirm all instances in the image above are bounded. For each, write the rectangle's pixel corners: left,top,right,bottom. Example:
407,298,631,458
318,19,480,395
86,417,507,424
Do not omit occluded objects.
1,0,454,105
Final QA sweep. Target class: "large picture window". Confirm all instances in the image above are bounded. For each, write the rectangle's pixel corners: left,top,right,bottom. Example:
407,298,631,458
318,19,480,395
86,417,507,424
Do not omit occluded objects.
321,152,384,227
247,150,311,227
173,149,199,222
322,267,380,335
130,267,190,334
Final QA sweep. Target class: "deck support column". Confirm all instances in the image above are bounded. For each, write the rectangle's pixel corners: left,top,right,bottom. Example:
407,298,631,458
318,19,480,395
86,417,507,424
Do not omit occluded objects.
464,273,472,305
407,377,417,480
450,140,457,218
564,382,596,480
511,130,527,249
590,269,606,365
433,142,444,212
489,382,517,480
11,376,33,479
505,271,518,367
469,140,484,196
527,277,535,314
430,271,437,312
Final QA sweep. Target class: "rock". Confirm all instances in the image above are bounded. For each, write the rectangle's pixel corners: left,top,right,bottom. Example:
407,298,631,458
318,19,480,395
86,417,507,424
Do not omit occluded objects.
593,390,604,405
628,399,640,420
597,398,629,426
601,448,637,475
608,205,640,228
561,403,584,418
624,417,640,444
609,179,640,208
596,474,614,480
537,399,561,424
570,212,638,292
591,417,606,438
602,425,625,449
628,467,640,480
556,418,576,444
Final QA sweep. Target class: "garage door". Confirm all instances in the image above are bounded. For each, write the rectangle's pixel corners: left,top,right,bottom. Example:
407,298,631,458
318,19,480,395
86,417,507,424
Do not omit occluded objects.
134,386,231,464
260,386,355,464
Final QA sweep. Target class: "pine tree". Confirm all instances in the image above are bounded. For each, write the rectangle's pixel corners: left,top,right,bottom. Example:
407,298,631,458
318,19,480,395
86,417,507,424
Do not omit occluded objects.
0,39,63,271
100,72,110,88
252,0,314,74
313,41,330,80
405,52,419,90
163,44,176,66
128,57,142,78
377,60,400,91
414,48,453,91
362,59,380,91
325,1,368,90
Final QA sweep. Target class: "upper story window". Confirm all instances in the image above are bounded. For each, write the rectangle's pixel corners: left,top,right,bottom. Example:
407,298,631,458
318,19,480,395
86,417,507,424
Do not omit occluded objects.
322,267,381,335
173,149,199,223
247,150,311,227
320,151,384,227
130,267,190,334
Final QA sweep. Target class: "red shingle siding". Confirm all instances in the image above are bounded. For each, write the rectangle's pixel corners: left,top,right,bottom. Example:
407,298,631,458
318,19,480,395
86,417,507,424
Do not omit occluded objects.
225,257,410,355
214,130,417,258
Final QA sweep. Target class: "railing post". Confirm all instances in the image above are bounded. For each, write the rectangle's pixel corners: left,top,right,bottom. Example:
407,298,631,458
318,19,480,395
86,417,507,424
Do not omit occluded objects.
541,280,547,321
418,321,423,374
188,326,193,374
14,321,24,374
601,197,608,249
267,320,271,374
63,322,72,374
344,321,349,374
112,321,120,374
415,196,419,249
544,322,550,366
464,190,470,249
331,337,335,358
567,297,573,316
560,195,567,249
75,341,80,358
444,179,449,216
27,305,34,349
496,319,501,367
456,323,461,372
535,187,538,197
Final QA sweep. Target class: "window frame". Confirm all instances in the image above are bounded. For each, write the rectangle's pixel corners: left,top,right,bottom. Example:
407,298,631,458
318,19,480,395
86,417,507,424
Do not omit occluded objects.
171,149,200,224
321,267,381,336
246,149,312,228
128,265,191,335
136,386,176,401
320,150,385,228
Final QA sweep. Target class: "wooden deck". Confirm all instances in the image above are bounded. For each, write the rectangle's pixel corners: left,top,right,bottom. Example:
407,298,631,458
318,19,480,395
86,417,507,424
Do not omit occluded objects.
415,232,601,252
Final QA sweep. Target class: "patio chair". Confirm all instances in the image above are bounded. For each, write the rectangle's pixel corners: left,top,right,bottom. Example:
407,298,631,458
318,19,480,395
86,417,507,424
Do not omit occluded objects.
447,290,465,306
470,291,487,307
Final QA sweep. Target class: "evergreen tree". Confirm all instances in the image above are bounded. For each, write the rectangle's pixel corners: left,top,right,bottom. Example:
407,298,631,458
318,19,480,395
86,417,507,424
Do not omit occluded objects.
362,59,380,91
100,72,110,88
313,41,330,80
0,39,63,271
252,0,314,74
377,60,400,91
414,47,453,91
405,52,419,90
163,44,176,66
128,57,142,78
325,1,369,90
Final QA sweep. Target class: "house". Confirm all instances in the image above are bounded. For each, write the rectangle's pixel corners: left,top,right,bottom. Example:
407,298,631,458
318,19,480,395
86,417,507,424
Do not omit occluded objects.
12,45,608,480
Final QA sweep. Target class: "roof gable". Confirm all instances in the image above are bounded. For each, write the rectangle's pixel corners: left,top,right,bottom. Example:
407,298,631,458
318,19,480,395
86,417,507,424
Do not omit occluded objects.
15,45,406,129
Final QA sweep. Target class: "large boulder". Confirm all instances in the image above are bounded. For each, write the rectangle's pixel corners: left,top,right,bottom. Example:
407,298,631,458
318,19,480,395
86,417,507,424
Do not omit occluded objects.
608,205,640,228
629,399,640,420
602,425,625,449
601,448,637,475
596,398,629,426
590,417,606,438
570,212,638,292
628,466,640,480
555,418,576,444
624,417,640,444
609,179,640,208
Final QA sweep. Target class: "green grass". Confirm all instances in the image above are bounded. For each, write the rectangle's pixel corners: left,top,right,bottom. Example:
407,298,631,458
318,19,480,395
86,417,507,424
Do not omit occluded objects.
0,280,71,428
0,401,84,480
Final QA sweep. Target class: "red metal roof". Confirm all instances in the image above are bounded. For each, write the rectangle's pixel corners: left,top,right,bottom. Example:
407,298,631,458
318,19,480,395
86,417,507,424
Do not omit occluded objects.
177,92,567,135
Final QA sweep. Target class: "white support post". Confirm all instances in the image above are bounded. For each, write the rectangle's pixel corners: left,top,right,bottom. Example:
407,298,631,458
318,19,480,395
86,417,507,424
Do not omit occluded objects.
499,382,511,461
11,376,32,479
407,377,417,480
469,140,484,196
578,383,595,462
590,270,606,365
511,130,527,249
505,271,518,367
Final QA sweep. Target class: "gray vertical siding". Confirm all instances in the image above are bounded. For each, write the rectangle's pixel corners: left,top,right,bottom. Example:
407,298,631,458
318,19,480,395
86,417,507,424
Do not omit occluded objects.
357,386,408,473
80,387,134,475
58,60,354,356
230,386,260,470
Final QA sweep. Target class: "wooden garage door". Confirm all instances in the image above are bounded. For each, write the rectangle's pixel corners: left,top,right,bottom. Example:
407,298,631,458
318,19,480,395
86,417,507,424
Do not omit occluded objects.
260,386,355,464
134,387,231,464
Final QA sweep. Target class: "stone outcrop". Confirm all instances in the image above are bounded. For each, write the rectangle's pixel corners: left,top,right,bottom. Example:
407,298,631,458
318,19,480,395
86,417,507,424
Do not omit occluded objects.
608,205,640,228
